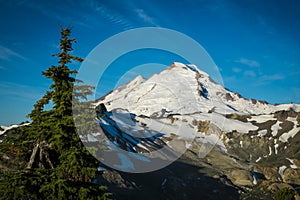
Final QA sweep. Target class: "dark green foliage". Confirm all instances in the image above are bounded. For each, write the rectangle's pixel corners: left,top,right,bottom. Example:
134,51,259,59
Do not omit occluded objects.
0,27,111,199
0,169,110,200
274,187,296,200
0,126,33,171
240,185,273,200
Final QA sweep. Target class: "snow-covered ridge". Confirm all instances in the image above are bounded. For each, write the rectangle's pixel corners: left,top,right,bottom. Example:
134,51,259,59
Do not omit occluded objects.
0,123,30,136
95,62,300,155
97,62,300,116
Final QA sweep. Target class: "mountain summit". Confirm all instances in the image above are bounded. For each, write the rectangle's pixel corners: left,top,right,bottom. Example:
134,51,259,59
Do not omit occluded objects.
97,62,299,116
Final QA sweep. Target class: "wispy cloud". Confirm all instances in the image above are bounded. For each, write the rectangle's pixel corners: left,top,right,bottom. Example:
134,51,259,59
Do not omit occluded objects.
23,2,94,29
135,9,159,26
0,45,25,61
255,74,285,86
234,58,260,67
0,81,45,101
232,67,241,73
244,70,256,77
94,4,134,29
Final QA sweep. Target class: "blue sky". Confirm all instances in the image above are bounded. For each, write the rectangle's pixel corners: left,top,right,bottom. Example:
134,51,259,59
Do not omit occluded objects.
0,0,300,125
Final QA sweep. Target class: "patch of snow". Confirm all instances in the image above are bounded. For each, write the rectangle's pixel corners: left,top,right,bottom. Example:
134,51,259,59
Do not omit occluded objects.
137,116,197,139
256,157,262,162
249,115,275,123
279,123,300,143
225,138,230,143
286,158,298,169
97,166,107,171
271,121,282,137
252,173,258,185
278,165,287,181
240,140,243,148
185,141,192,149
268,146,272,156
275,104,300,112
274,144,279,155
0,123,30,136
287,117,298,122
258,129,268,137
194,112,258,134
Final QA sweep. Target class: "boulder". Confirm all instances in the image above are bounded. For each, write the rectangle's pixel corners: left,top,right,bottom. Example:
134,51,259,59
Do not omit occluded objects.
254,166,279,182
228,169,254,186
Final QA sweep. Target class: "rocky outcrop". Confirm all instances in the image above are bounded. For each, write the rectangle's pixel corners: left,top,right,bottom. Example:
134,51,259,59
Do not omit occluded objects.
283,168,300,185
253,166,279,182
228,169,254,186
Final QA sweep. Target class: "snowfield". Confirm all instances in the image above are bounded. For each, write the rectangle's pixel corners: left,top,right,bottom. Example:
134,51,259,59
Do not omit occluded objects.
0,123,30,136
96,62,300,155
98,62,300,117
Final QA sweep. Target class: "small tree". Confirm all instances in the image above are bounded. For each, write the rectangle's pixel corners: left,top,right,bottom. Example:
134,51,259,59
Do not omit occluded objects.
0,26,111,199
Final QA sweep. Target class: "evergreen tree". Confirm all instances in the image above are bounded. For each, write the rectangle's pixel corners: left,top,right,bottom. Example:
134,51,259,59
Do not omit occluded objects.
0,27,111,200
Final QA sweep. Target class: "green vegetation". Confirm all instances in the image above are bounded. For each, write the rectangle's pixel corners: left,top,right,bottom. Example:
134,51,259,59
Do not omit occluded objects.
0,27,111,199
274,187,296,200
240,185,273,200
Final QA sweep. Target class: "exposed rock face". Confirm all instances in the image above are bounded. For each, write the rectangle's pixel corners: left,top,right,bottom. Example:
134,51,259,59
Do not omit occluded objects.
228,169,254,186
89,63,300,198
254,166,279,182
100,170,134,189
92,106,300,198
283,168,300,185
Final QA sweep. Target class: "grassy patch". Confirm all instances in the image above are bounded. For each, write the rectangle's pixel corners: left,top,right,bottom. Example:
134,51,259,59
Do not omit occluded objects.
225,113,251,123
277,121,294,136
198,120,210,133
251,120,277,137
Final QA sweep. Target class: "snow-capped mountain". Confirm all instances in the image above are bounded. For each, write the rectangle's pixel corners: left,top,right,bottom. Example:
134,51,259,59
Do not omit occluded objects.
94,62,300,194
96,62,300,138
97,62,299,116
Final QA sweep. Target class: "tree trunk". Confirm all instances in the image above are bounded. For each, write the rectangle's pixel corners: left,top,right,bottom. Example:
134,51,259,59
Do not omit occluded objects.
26,141,54,169
26,143,39,169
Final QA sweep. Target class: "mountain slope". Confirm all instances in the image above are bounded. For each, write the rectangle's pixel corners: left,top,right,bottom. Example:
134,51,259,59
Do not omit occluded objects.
97,62,300,116
93,62,300,198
